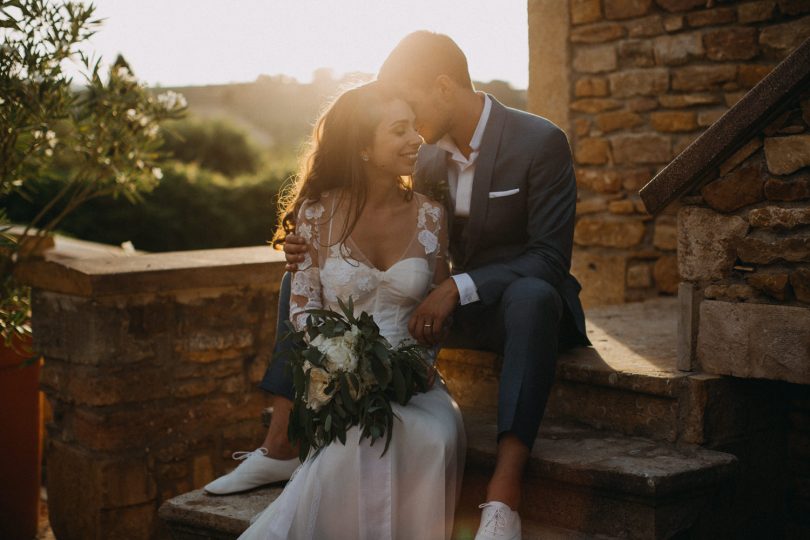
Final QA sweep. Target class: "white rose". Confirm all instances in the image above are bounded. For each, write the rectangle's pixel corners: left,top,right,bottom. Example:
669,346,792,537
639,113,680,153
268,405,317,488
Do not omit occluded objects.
317,335,358,372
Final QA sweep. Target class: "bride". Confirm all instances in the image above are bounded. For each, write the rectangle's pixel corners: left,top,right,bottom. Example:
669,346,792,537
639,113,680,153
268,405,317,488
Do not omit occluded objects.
238,81,466,539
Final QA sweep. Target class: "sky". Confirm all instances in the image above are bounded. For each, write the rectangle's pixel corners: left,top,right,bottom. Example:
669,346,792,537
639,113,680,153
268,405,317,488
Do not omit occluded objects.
67,0,529,89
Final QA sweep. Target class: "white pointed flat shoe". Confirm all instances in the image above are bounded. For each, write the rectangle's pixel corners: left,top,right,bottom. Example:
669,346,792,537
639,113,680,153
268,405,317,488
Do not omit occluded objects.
474,501,522,540
204,447,300,495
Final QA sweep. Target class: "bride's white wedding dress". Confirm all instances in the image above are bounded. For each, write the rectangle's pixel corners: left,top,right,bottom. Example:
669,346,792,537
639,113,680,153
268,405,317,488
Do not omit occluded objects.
238,191,466,540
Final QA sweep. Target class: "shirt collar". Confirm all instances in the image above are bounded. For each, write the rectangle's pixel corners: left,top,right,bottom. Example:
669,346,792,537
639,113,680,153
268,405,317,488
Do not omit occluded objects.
436,92,492,163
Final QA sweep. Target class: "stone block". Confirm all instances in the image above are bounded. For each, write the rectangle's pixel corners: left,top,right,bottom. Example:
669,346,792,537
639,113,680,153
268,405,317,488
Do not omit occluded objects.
672,65,737,91
738,64,775,88
627,263,653,288
759,16,810,52
701,162,765,213
609,68,669,97
677,282,701,371
571,0,602,25
595,111,643,132
765,135,810,175
791,268,810,303
576,168,624,193
618,39,655,67
577,196,609,215
654,33,704,65
608,199,637,214
611,133,672,164
571,23,626,44
627,15,665,37
575,77,609,97
697,300,810,385
718,138,762,176
686,7,736,27
659,93,721,109
576,137,612,164
704,28,759,61
571,251,628,306
764,174,810,201
574,216,646,247
657,0,713,12
605,0,653,19
622,167,653,191
575,118,591,138
738,1,777,23
736,230,810,264
664,15,684,32
47,440,158,540
654,216,678,250
678,207,750,281
31,291,156,366
627,97,658,112
697,109,727,127
749,206,810,229
651,111,698,132
748,271,791,300
704,283,759,301
724,91,747,107
654,255,680,294
571,98,623,113
574,45,618,73
99,504,157,540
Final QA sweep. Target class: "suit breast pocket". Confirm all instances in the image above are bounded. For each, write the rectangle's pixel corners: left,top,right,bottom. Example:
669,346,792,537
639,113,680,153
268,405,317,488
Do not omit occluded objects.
488,188,520,199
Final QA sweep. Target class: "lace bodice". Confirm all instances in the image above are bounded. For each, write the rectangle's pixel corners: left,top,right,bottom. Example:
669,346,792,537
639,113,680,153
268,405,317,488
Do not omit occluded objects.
290,191,449,348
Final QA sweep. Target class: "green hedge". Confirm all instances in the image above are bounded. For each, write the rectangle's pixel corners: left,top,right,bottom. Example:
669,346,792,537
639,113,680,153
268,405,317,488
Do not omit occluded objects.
3,162,292,252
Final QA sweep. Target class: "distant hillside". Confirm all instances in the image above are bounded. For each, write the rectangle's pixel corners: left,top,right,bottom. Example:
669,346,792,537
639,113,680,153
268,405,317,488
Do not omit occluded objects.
155,73,527,151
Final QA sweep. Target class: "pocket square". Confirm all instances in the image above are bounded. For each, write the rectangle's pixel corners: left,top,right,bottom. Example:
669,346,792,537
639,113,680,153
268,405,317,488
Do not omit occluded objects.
488,188,520,199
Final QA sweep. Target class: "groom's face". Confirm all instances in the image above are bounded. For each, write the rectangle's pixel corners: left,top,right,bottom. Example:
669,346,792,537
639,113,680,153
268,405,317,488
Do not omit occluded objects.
393,82,452,145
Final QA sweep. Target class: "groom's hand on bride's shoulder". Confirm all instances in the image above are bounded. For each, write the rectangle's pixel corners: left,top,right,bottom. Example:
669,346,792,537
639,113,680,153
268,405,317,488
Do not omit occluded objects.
283,234,307,272
408,279,459,346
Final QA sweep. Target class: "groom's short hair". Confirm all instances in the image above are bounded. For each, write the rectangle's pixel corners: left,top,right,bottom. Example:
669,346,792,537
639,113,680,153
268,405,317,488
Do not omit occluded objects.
379,31,473,91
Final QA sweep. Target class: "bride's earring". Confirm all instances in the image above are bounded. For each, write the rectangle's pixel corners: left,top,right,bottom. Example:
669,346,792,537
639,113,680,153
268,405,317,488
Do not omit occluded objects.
360,153,369,162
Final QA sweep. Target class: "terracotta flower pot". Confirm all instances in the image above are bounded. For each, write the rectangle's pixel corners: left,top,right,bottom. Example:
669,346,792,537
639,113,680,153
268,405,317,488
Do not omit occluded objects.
0,335,43,540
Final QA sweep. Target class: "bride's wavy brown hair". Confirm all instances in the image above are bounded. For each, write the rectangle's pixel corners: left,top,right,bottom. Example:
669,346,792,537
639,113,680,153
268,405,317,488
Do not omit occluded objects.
271,81,413,250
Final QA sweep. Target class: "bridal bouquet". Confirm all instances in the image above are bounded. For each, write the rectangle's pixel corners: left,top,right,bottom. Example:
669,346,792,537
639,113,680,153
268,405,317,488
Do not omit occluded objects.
280,298,432,461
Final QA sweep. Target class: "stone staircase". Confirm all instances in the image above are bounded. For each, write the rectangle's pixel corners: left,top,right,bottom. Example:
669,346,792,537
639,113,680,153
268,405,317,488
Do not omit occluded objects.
161,298,749,539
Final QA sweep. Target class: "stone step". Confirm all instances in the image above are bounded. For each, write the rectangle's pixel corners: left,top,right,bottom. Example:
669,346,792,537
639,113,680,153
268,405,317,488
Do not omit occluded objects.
160,413,736,540
438,298,768,445
159,485,618,540
462,411,738,540
159,485,283,540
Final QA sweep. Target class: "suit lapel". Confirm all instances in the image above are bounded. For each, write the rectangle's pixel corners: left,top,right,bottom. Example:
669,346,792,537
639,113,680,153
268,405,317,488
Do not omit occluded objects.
464,96,507,265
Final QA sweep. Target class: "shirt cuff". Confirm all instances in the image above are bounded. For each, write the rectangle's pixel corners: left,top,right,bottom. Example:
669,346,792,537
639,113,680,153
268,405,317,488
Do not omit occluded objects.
451,273,480,306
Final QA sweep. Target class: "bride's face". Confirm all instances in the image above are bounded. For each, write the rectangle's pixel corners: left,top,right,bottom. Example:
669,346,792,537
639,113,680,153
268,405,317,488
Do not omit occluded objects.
364,99,422,176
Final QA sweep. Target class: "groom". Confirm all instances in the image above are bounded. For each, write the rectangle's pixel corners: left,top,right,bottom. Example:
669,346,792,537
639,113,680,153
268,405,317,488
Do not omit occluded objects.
206,32,589,540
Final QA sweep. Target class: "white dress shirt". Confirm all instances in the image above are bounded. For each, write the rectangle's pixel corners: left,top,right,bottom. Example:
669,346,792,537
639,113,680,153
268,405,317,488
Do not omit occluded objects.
435,93,492,305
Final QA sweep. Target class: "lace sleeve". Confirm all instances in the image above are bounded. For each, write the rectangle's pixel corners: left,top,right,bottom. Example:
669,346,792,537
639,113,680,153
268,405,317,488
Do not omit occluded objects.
289,200,325,331
416,198,450,285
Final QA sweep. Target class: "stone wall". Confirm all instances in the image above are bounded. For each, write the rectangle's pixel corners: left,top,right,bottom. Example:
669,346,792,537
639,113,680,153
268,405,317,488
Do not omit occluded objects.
675,87,810,381
529,0,810,306
20,247,286,540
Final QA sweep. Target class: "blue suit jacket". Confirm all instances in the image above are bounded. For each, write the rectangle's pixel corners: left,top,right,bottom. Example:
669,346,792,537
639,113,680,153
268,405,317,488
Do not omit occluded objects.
413,95,589,346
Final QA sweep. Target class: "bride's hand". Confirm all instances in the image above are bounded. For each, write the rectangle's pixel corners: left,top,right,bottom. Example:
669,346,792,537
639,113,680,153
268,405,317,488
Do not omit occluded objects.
408,279,458,346
283,234,307,272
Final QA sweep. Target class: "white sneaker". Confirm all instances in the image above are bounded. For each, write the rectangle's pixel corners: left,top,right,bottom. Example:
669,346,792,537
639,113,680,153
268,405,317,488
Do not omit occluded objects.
474,501,522,540
203,447,299,495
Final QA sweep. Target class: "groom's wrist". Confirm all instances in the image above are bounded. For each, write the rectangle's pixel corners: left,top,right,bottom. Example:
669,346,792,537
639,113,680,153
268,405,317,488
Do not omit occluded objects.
450,273,479,305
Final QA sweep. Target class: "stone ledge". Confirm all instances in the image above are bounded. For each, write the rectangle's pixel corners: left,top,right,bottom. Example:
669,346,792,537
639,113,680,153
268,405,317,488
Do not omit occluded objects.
17,246,286,297
159,485,283,540
640,38,810,214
